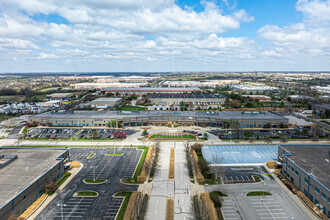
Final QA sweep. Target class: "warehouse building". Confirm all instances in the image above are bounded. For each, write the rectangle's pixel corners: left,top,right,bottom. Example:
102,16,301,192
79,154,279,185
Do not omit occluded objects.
29,110,288,128
0,148,69,219
232,85,279,94
161,80,240,88
71,82,148,90
148,93,226,110
90,98,122,109
101,87,202,94
278,145,330,218
96,76,160,83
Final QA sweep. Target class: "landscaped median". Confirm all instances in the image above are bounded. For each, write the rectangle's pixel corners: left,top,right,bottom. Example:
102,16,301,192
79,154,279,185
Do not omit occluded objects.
199,193,218,220
246,191,272,196
115,191,149,220
137,146,154,182
105,152,123,156
169,147,175,179
83,179,107,184
74,191,99,197
166,198,174,220
87,153,96,159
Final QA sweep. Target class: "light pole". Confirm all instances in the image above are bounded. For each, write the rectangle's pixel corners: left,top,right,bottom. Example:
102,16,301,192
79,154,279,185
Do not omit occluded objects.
91,165,97,181
57,203,66,220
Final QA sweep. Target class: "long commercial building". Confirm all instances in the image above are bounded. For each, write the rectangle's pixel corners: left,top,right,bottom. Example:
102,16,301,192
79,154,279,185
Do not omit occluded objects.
29,110,288,128
71,82,148,90
148,93,226,109
161,80,240,88
0,148,69,219
101,87,202,94
278,145,330,218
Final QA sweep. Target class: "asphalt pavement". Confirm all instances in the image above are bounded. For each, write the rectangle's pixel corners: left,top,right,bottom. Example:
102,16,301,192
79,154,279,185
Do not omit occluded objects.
35,147,141,220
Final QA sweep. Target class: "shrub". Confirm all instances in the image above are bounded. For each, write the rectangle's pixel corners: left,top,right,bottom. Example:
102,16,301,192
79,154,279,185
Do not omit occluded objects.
45,182,58,195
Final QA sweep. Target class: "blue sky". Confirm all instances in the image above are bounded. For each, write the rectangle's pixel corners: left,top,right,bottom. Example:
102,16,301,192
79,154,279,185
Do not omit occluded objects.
0,0,329,72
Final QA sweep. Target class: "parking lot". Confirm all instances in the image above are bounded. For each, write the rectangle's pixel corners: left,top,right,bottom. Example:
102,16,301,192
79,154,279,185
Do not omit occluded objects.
26,128,136,140
209,128,326,139
221,196,291,220
202,145,278,166
210,166,272,184
36,147,142,220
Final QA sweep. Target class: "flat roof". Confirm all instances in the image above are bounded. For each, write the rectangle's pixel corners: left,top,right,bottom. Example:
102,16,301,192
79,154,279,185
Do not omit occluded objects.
0,148,67,207
149,93,226,99
30,110,287,121
101,87,201,92
281,145,330,189
91,98,122,102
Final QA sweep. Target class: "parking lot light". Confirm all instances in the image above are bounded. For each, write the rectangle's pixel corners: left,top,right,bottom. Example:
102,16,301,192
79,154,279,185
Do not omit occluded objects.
57,203,66,220
91,166,97,181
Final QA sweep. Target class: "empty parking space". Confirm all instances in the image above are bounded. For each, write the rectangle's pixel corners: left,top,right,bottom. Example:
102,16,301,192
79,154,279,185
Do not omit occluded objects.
36,147,141,220
248,197,290,220
221,199,240,220
202,145,278,166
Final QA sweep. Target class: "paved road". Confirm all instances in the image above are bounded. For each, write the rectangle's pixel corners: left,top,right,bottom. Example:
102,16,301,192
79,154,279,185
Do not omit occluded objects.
174,142,192,220
146,143,174,220
292,112,330,130
205,178,312,220
36,147,141,220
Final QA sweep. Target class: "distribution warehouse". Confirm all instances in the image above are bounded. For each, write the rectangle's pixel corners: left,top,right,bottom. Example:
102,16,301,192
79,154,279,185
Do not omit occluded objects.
278,145,330,218
0,148,69,219
29,110,288,128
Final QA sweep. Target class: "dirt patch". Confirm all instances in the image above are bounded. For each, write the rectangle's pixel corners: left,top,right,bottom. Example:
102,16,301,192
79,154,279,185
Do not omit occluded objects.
19,194,47,219
166,198,174,220
200,193,218,220
123,191,141,220
70,161,80,168
266,161,277,169
137,146,154,182
169,148,175,179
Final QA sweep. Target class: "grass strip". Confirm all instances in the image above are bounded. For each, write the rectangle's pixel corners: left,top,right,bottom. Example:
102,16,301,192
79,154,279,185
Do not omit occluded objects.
84,179,107,184
76,191,98,197
246,191,272,196
114,192,133,220
105,152,123,156
57,172,71,187
87,153,95,159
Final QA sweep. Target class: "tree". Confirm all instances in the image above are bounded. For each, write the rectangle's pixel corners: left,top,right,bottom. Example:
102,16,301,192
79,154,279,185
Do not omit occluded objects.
142,129,149,138
45,182,58,194
230,100,241,108
91,131,99,139
189,102,194,110
248,137,254,143
279,134,288,143
264,136,272,144
224,98,230,106
203,133,209,140
211,153,224,184
245,102,254,108
244,130,253,139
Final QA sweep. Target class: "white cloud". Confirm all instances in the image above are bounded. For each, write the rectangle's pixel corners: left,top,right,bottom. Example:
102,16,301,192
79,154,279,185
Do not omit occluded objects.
38,52,58,59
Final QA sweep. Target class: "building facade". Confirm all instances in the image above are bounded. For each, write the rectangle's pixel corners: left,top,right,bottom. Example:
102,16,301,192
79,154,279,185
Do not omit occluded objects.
29,110,288,128
0,148,69,220
101,87,202,94
90,98,122,108
148,93,226,109
278,145,330,218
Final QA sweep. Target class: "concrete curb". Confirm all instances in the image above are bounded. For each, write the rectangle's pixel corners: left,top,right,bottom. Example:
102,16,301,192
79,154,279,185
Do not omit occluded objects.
24,194,49,220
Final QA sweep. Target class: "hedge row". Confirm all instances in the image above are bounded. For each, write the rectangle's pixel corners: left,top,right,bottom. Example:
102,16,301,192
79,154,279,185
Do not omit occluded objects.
166,198,174,220
200,193,218,220
191,149,205,183
123,192,142,220
169,148,175,179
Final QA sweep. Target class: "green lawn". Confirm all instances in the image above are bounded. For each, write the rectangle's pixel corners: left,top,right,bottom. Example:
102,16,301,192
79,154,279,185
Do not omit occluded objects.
105,152,123,156
253,175,261,182
87,153,95,159
246,191,272,196
75,191,98,197
58,172,71,187
320,120,330,125
84,179,107,184
38,87,60,92
114,192,133,220
122,146,148,184
119,106,146,111
149,134,196,139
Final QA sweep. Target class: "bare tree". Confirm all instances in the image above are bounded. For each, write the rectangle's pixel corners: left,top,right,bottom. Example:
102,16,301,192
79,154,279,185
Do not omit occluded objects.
264,136,272,144
211,153,225,184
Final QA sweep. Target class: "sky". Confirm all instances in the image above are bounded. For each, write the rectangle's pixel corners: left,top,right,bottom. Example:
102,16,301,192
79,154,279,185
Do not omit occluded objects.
0,0,330,72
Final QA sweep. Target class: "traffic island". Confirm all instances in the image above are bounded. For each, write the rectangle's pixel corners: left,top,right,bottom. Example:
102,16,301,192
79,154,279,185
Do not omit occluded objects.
83,179,107,184
87,153,96,159
74,191,99,197
105,152,123,156
246,191,272,196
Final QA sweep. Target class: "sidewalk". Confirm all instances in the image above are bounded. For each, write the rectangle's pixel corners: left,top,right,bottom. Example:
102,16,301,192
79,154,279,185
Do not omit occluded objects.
26,163,84,220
